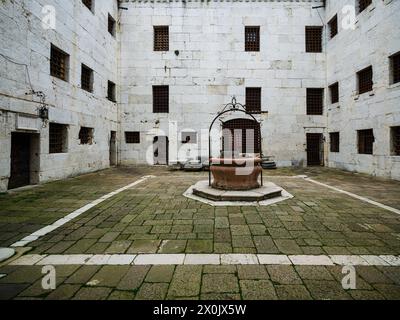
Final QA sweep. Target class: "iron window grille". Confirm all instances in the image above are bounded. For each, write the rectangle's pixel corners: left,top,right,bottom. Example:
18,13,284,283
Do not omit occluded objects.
154,26,169,51
153,86,169,113
246,88,262,113
181,132,197,144
81,64,93,93
50,45,69,81
330,132,340,153
245,26,260,52
391,127,400,156
390,52,400,85
49,123,67,154
357,66,373,94
82,0,93,11
108,14,116,36
358,129,374,155
107,81,116,102
307,88,324,115
306,26,323,53
329,82,339,104
358,0,372,14
79,127,94,145
222,119,261,155
125,132,140,144
328,15,338,39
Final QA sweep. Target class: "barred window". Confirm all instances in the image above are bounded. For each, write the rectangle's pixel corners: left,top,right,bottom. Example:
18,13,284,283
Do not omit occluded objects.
306,26,323,53
357,66,373,94
50,45,69,81
107,81,116,102
82,0,93,12
358,129,374,155
49,123,68,154
246,88,262,113
329,82,339,104
154,26,169,51
108,14,116,37
358,0,372,14
125,132,140,144
245,26,260,52
153,86,169,113
79,127,94,145
81,64,93,93
328,15,338,39
391,127,400,156
181,132,197,144
390,52,400,85
307,88,324,115
330,132,340,153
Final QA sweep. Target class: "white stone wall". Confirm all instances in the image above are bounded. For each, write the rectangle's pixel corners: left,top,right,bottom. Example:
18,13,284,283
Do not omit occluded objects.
326,0,400,180
119,0,327,167
0,0,120,191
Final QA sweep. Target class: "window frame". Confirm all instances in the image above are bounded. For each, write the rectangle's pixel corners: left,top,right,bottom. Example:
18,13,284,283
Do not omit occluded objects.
79,127,94,145
108,14,116,37
391,126,400,156
245,87,262,114
50,44,69,82
390,52,400,85
125,132,140,144
358,129,374,155
107,81,116,102
329,82,339,104
81,64,94,93
306,88,324,115
154,26,169,52
305,26,323,53
49,123,68,154
329,132,340,153
153,85,169,113
328,15,338,39
357,66,373,95
245,26,260,52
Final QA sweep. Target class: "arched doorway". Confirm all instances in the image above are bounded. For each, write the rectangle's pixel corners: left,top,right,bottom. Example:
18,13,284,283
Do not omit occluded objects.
222,118,261,155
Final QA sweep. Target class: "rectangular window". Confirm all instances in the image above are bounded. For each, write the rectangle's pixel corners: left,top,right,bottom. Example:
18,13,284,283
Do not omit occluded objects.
358,129,374,155
306,88,324,115
358,0,372,13
154,26,169,51
330,132,340,153
391,126,400,156
305,26,323,53
82,0,93,12
125,132,140,144
246,88,262,113
49,123,68,154
108,14,116,37
153,86,169,113
328,15,338,39
50,45,69,81
81,64,93,93
390,52,400,85
357,66,373,94
107,81,116,102
79,127,94,145
181,132,197,144
245,26,260,52
329,82,339,104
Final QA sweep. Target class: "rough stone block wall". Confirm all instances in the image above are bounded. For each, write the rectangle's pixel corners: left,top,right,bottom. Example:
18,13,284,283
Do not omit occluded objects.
326,0,400,179
0,0,120,191
119,0,326,166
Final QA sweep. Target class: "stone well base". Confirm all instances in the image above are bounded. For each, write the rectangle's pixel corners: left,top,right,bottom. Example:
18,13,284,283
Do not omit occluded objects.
183,180,294,207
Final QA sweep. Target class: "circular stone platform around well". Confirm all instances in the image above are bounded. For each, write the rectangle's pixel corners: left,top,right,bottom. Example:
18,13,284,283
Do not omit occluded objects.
192,180,283,202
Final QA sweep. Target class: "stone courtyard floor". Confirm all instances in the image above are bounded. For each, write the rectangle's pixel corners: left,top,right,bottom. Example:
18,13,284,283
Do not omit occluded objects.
0,166,399,300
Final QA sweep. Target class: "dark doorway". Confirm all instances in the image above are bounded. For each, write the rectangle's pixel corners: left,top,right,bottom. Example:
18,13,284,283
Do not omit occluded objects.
110,131,117,166
9,132,39,189
306,133,323,166
222,119,261,155
153,136,169,165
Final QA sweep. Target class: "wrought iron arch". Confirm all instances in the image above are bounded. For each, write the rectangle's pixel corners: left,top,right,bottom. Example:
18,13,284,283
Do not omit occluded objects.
208,97,263,186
